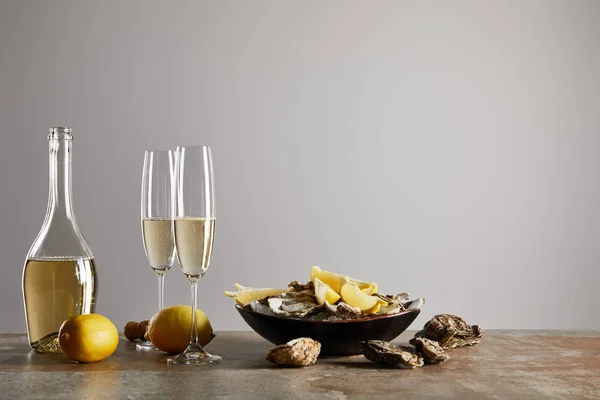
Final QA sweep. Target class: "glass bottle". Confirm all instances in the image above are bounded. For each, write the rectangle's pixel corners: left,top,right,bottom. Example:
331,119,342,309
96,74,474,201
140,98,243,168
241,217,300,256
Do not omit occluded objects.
22,127,97,353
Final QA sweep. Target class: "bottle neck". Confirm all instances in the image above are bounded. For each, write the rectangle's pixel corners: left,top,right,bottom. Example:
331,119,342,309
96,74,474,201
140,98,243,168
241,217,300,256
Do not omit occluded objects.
47,138,75,219
26,130,93,260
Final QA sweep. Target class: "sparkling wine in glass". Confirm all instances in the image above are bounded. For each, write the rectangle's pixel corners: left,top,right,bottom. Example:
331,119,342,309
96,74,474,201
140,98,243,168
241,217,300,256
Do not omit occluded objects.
168,145,221,365
139,150,176,351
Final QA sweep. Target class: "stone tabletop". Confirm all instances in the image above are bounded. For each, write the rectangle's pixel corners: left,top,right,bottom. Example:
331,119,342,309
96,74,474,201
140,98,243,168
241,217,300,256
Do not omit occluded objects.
0,330,599,399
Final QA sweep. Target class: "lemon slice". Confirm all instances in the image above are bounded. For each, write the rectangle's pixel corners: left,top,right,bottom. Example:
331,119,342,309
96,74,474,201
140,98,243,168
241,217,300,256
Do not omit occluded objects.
311,265,378,296
310,266,345,293
365,302,382,314
313,277,341,305
224,287,289,306
340,278,386,313
234,283,251,290
357,281,378,295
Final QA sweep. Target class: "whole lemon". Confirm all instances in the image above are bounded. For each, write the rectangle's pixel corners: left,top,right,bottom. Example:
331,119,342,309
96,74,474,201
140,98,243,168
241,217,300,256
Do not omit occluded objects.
146,305,214,353
58,314,119,363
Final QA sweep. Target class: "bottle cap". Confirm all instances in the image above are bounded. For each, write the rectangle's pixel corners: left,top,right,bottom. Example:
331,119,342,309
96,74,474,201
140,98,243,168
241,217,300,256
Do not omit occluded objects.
48,127,73,140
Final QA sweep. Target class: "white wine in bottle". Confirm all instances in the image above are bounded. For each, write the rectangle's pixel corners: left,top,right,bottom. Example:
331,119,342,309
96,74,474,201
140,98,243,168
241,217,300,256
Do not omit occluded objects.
142,218,175,272
23,127,97,353
174,217,215,278
23,258,96,352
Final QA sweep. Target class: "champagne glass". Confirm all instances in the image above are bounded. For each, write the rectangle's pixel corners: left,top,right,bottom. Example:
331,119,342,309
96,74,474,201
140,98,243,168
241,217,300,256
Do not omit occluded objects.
139,150,176,351
168,145,221,365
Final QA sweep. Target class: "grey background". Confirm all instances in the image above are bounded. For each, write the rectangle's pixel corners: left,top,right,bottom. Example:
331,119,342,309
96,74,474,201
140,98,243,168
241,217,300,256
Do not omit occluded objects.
1,0,599,332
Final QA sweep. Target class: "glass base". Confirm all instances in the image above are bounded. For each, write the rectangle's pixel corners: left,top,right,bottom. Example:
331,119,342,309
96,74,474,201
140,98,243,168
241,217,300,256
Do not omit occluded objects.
167,343,222,365
136,340,160,351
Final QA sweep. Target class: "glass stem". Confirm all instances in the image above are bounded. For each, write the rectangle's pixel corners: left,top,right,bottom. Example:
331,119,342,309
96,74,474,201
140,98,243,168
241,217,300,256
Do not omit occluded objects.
190,280,199,345
157,272,165,311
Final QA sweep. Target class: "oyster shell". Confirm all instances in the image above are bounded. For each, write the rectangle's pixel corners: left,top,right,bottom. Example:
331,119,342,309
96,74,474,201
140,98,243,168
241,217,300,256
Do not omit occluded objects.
374,293,396,304
410,314,482,349
412,337,450,364
374,293,425,312
287,280,314,292
375,303,401,315
373,294,402,315
372,295,427,315
267,337,321,367
405,297,425,310
362,340,424,369
324,301,362,319
390,292,410,302
281,290,317,303
267,297,323,318
248,299,276,316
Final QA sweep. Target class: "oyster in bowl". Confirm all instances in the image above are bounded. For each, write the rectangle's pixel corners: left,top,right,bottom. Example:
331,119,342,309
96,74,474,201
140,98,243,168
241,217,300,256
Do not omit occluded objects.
227,266,424,356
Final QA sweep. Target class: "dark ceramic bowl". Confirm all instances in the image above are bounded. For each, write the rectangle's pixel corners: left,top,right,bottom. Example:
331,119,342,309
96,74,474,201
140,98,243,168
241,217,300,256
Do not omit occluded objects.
235,302,421,356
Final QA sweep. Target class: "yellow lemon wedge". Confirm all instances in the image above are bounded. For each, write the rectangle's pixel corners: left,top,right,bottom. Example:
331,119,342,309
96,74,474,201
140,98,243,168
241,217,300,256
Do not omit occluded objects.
58,314,119,363
340,278,386,313
365,302,383,314
146,305,214,354
357,281,378,295
311,266,379,296
310,265,345,293
234,283,251,290
225,287,289,306
313,277,341,305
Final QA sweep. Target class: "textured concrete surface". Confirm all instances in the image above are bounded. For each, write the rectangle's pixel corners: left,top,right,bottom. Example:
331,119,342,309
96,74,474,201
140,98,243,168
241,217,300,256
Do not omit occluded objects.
0,331,599,399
